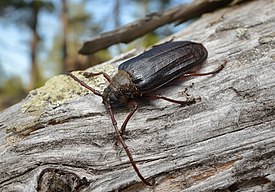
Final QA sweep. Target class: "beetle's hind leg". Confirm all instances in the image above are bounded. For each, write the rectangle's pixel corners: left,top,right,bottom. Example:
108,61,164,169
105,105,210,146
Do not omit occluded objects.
143,94,197,106
145,62,226,105
177,61,226,80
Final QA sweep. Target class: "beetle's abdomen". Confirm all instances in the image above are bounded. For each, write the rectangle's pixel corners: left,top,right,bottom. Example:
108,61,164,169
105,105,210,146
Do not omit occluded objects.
118,41,208,91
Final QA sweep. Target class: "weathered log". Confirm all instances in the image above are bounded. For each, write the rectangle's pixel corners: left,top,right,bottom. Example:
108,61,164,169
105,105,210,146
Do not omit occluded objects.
1,0,275,191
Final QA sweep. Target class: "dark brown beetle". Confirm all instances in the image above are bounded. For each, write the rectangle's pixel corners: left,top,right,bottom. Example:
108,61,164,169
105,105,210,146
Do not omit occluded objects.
68,41,224,185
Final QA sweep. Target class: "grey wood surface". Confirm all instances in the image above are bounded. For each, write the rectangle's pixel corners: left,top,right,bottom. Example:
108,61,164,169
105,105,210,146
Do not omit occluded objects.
1,0,275,191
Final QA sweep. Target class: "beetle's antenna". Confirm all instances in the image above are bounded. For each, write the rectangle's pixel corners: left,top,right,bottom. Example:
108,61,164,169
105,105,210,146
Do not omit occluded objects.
68,72,152,185
105,102,152,186
67,72,103,97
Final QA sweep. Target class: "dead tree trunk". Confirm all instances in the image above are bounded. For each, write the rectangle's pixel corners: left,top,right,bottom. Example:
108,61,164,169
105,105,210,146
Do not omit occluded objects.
0,0,275,191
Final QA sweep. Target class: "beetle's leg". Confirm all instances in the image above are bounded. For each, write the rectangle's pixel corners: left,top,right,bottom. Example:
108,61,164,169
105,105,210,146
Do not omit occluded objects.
115,101,138,145
67,72,103,97
143,62,226,105
143,94,196,106
178,61,226,80
121,101,138,136
105,102,152,186
82,71,112,83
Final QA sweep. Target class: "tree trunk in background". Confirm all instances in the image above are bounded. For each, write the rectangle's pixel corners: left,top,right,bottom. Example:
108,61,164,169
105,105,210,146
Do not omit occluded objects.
61,0,68,73
114,0,122,53
29,4,40,90
0,0,275,192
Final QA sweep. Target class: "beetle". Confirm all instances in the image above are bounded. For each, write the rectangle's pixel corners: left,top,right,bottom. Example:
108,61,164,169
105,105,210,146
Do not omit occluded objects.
68,41,224,186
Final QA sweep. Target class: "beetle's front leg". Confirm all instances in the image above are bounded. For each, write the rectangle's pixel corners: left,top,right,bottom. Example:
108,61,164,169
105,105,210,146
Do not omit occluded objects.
105,101,152,186
67,72,103,97
82,71,112,83
115,101,138,146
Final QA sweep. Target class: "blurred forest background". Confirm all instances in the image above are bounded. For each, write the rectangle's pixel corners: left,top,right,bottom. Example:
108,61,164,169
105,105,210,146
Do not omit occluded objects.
0,0,190,111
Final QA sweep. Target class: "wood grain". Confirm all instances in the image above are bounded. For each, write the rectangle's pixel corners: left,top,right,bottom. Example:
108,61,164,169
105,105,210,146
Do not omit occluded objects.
1,0,275,191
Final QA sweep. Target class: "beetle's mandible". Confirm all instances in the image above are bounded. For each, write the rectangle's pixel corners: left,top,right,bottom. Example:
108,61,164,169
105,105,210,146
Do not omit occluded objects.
68,41,225,186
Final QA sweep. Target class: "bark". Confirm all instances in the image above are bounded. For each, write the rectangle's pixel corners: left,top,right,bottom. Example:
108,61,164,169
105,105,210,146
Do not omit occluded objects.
1,0,275,191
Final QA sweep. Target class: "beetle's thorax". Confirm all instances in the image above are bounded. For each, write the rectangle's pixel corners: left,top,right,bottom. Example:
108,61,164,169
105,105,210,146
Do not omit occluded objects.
103,70,141,106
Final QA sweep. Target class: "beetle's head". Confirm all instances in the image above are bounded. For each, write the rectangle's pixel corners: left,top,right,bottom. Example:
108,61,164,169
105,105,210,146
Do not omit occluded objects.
102,85,128,107
102,84,142,108
102,71,141,107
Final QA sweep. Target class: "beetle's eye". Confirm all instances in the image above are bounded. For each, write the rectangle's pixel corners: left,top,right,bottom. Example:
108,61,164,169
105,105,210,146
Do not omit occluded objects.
132,77,142,84
109,94,119,103
124,92,133,98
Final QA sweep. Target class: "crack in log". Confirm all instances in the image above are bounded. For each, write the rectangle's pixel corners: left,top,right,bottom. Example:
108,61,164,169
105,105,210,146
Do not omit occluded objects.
8,112,104,136
0,165,38,186
228,176,272,192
